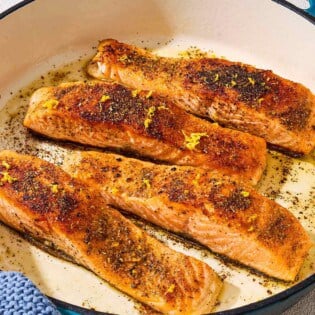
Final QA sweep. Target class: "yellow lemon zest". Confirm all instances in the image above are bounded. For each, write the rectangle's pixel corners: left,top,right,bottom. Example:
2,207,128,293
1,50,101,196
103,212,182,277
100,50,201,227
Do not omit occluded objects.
146,90,153,99
51,184,59,193
248,226,255,232
1,171,17,183
118,54,128,62
157,104,168,110
248,214,258,222
100,94,110,102
183,131,208,150
241,191,250,197
110,187,119,195
248,77,255,85
192,173,201,187
1,161,10,170
231,79,237,87
166,284,176,294
258,98,264,104
131,89,140,97
213,73,219,82
143,179,151,189
42,99,59,110
144,106,156,129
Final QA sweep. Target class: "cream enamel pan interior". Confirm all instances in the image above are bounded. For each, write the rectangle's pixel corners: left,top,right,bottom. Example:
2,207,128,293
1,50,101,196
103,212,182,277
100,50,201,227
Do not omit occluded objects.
0,0,314,314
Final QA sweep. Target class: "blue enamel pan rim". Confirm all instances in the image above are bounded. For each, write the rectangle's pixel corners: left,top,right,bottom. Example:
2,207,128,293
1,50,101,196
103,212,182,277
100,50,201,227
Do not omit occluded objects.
49,274,315,315
272,0,315,24
1,0,315,24
0,0,34,20
0,0,314,314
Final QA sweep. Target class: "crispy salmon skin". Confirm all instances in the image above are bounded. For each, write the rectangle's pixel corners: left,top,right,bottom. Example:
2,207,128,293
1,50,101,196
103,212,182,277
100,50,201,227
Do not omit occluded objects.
0,150,222,315
88,39,315,155
23,81,266,185
63,151,312,282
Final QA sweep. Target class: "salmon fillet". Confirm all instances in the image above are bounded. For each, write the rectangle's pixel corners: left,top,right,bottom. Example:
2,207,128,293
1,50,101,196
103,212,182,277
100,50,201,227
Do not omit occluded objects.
0,150,222,315
62,151,312,281
23,81,266,185
87,39,315,156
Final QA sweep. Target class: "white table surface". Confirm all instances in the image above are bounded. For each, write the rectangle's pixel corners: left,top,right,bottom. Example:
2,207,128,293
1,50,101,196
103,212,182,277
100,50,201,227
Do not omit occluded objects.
0,0,314,314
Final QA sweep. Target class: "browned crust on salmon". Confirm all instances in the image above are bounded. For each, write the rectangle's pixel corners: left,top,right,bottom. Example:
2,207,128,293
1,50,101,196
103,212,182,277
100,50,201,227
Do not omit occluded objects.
23,81,266,185
0,150,222,315
87,39,315,155
63,151,312,281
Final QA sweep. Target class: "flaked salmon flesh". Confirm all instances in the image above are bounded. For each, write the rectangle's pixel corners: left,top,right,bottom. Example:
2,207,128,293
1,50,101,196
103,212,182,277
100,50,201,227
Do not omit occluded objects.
63,150,312,282
23,81,266,185
87,39,315,156
0,150,222,315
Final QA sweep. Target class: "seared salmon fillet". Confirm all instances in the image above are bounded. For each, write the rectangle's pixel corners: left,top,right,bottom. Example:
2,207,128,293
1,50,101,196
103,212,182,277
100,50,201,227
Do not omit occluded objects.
0,150,222,315
87,39,315,155
63,151,312,281
23,81,266,185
